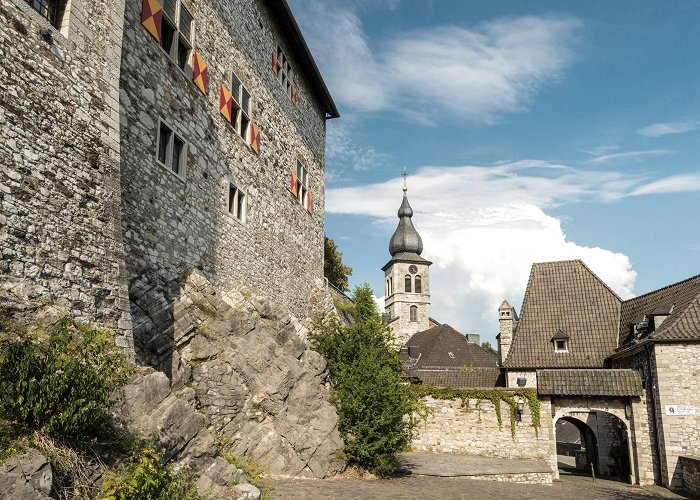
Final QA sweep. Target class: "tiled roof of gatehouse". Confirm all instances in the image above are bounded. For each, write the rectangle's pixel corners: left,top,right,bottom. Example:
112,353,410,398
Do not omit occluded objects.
504,260,622,369
537,369,642,397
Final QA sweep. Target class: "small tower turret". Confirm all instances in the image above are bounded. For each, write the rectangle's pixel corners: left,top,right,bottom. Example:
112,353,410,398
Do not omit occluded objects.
497,299,517,365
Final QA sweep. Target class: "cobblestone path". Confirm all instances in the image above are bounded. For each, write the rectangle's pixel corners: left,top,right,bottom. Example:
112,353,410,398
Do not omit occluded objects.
269,474,686,499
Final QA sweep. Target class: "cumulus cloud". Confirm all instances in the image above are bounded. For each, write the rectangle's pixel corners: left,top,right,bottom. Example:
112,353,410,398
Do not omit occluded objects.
290,0,581,122
325,162,697,339
638,121,700,138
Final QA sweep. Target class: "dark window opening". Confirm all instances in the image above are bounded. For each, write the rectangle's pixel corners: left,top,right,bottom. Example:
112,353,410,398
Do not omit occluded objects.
177,38,190,70
172,136,184,175
26,0,67,29
179,4,193,42
160,18,176,55
405,275,412,293
415,275,422,293
158,123,171,165
410,305,418,322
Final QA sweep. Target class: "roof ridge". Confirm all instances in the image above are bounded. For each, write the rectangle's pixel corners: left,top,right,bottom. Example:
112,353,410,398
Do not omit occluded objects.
623,273,700,303
649,288,700,340
575,260,624,302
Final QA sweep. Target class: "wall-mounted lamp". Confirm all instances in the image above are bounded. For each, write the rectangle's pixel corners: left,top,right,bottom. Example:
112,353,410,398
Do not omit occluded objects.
515,400,525,422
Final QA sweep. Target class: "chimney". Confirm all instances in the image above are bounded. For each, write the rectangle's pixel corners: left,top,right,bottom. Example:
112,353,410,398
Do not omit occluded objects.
498,300,515,366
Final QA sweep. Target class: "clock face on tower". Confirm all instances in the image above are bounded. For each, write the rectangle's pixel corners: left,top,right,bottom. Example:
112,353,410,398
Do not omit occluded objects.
409,265,418,274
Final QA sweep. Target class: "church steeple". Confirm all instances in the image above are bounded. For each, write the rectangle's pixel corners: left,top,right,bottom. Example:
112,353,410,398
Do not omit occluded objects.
382,170,432,345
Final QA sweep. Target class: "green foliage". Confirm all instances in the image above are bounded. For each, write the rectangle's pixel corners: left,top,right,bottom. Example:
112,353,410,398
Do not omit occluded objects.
97,444,201,500
0,418,26,461
411,386,541,438
0,316,133,443
480,341,498,356
310,284,418,476
221,452,272,500
324,236,353,292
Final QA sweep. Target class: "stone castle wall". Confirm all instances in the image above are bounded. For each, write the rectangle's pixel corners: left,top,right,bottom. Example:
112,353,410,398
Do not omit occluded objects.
119,0,326,328
653,344,700,490
411,395,557,475
0,0,132,347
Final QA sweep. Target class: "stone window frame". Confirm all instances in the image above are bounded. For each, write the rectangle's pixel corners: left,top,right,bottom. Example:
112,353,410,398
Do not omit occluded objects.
386,276,393,297
230,70,252,142
24,0,67,29
409,305,418,322
226,181,247,224
160,0,195,74
16,0,75,39
156,118,187,181
415,275,422,294
405,274,412,293
294,159,309,208
275,45,293,100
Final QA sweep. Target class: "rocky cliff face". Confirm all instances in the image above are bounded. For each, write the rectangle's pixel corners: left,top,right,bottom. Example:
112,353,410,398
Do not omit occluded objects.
129,271,346,478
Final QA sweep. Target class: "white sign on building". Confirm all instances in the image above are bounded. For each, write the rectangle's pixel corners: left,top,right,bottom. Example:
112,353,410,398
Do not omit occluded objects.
665,405,696,416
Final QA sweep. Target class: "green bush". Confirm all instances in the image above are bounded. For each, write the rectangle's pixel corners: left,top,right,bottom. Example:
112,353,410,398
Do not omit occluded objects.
97,445,201,500
221,452,272,500
310,284,418,476
0,316,133,442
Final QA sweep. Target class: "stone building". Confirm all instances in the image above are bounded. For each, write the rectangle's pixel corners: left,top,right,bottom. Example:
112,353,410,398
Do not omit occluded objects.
1,0,338,362
500,259,700,490
382,185,433,345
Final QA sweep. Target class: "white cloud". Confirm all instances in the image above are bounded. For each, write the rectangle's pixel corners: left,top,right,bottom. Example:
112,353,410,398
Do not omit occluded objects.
326,122,388,176
290,0,581,122
587,149,672,164
631,172,700,196
638,121,700,138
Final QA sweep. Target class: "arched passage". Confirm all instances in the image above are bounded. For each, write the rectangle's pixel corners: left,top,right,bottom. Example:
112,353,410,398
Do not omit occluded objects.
555,410,631,482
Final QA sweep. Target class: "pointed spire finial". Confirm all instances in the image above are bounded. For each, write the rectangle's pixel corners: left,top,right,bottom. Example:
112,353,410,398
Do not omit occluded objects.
401,166,409,192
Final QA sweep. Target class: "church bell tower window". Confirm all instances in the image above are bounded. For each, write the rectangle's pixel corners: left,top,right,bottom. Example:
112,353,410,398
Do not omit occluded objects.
410,305,418,322
405,275,412,293
415,275,422,293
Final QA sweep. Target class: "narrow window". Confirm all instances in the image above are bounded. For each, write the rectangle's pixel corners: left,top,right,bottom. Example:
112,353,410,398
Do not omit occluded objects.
160,0,194,72
555,340,568,352
410,305,417,322
296,160,309,207
405,275,412,293
276,45,293,98
227,182,246,222
160,17,176,56
389,277,393,296
156,120,186,179
231,72,251,140
26,0,67,28
415,275,422,294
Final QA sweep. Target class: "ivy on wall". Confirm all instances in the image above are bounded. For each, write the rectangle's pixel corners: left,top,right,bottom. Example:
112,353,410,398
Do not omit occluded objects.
410,386,541,438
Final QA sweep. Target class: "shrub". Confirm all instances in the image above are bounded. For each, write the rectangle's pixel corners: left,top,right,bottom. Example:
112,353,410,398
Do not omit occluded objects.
310,284,418,476
97,445,201,500
221,452,272,500
0,316,133,443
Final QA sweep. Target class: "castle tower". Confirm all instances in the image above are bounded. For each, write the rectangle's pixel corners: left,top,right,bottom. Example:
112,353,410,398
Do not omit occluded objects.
497,299,517,365
382,178,432,345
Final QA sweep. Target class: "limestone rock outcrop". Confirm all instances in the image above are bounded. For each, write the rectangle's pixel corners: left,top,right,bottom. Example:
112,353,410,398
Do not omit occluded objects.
129,271,346,478
0,448,53,500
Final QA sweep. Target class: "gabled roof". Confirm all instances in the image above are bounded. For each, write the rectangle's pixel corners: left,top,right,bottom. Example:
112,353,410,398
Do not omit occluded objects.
410,368,502,389
537,369,642,397
504,260,622,369
612,274,700,357
267,1,339,119
402,324,498,369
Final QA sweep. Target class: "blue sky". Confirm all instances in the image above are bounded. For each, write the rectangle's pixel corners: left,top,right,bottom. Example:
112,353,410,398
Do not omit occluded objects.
289,0,700,345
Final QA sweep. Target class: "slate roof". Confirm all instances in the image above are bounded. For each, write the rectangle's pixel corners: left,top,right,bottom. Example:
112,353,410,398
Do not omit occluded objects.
410,368,502,388
504,260,622,369
402,324,498,369
537,369,642,397
612,274,700,357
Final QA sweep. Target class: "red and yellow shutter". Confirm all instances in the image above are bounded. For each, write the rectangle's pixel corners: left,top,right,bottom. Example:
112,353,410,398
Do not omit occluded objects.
306,191,313,213
219,84,232,122
291,86,298,106
271,52,280,76
141,0,163,41
249,122,261,154
192,51,208,95
289,170,299,196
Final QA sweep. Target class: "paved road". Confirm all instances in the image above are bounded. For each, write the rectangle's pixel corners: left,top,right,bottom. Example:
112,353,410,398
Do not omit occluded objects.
270,474,687,499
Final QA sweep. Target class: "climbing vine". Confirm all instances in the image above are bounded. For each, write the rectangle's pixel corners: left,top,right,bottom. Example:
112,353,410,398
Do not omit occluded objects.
410,386,541,438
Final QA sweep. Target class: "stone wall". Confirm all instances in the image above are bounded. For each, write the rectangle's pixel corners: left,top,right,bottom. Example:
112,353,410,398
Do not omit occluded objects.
679,456,700,497
412,395,557,474
0,0,132,348
119,0,327,358
505,370,537,389
653,344,700,490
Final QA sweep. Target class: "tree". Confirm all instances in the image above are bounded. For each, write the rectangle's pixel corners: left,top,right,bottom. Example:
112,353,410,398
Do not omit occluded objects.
309,284,417,476
481,341,498,356
324,236,352,292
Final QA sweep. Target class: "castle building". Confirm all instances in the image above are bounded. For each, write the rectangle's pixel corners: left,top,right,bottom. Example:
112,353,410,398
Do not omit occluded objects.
382,185,432,345
1,0,337,359
500,259,700,489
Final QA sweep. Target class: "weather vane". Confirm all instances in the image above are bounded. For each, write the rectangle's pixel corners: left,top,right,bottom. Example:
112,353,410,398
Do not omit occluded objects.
401,166,409,192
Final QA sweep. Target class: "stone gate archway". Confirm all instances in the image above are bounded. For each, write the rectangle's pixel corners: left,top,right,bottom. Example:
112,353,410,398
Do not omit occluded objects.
554,405,633,483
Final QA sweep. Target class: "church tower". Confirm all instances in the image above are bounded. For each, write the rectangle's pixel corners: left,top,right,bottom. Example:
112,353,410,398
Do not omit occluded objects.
382,178,432,345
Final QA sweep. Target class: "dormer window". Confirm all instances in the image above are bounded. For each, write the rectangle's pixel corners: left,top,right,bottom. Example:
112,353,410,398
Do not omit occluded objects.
551,329,570,353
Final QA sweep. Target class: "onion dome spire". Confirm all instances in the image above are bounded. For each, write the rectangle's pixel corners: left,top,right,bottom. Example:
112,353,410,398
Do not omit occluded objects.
389,169,423,256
